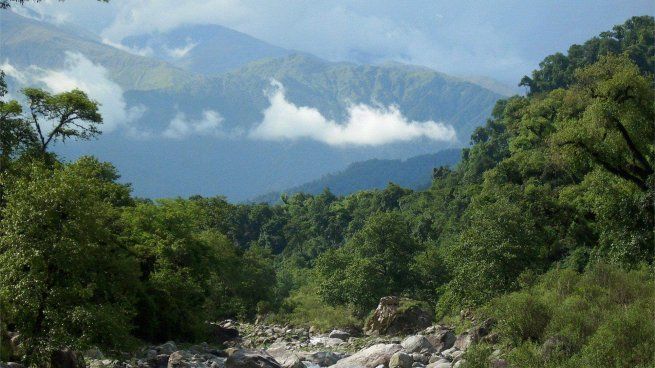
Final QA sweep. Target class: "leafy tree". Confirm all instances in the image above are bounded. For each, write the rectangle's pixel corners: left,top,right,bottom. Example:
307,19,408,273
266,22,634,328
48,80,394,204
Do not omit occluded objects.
23,88,102,154
0,72,34,173
0,159,139,365
315,211,420,314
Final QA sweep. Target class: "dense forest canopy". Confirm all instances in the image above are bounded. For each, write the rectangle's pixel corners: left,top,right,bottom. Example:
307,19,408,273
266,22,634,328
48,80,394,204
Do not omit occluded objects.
0,12,653,368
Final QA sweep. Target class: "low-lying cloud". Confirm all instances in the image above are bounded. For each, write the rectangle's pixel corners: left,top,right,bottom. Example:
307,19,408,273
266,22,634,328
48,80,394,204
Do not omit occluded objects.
2,52,146,134
249,80,456,146
163,110,225,139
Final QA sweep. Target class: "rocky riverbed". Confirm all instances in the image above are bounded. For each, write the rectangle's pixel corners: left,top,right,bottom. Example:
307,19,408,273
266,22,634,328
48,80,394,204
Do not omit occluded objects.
1,297,507,368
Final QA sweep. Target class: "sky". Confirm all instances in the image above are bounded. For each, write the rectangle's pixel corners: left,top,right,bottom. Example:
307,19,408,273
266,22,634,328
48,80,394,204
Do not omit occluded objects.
20,0,655,85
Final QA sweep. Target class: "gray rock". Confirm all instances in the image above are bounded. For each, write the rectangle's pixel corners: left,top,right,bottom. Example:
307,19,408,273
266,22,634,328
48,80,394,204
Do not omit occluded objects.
297,351,343,366
328,330,350,340
411,353,429,365
389,352,413,368
331,343,402,368
364,297,433,336
401,335,435,354
265,347,303,368
225,350,281,368
158,342,178,355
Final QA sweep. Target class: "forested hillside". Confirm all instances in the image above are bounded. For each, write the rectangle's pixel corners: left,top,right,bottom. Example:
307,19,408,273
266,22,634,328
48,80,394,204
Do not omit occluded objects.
253,149,461,203
0,13,653,368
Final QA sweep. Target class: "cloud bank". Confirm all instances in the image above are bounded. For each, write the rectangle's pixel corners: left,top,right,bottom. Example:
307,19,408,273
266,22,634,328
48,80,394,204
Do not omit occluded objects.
163,110,225,139
2,52,146,134
250,81,456,146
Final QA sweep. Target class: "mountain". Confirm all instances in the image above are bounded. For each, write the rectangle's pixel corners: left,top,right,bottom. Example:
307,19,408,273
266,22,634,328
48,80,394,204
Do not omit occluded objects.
252,149,461,203
0,12,503,201
0,10,195,91
122,24,292,75
460,75,521,97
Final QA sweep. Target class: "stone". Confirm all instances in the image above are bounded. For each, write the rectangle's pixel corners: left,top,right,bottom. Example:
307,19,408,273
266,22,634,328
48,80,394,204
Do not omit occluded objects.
389,352,413,368
453,333,471,351
147,354,170,368
328,329,350,340
265,347,303,368
401,335,435,354
210,321,240,344
85,347,104,360
51,349,85,368
426,362,451,368
296,351,343,366
158,342,178,355
225,349,281,368
331,343,403,368
424,328,456,353
308,336,344,347
364,296,433,336
411,353,429,364
0,363,25,368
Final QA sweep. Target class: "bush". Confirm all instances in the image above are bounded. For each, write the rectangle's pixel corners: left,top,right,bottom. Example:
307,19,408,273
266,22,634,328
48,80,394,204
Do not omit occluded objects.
469,264,655,367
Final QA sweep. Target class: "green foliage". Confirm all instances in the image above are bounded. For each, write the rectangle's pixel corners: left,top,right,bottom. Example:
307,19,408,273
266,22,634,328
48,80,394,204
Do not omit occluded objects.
267,284,360,331
0,159,139,365
520,15,654,95
476,264,655,367
314,211,420,314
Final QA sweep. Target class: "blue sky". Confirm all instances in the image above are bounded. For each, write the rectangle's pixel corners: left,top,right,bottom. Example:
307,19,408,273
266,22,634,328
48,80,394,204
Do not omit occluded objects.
23,0,655,84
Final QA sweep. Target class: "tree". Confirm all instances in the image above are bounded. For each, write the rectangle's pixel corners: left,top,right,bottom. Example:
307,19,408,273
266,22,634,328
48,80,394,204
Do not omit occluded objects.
0,159,139,366
0,72,34,172
315,211,420,314
23,88,102,154
552,55,654,191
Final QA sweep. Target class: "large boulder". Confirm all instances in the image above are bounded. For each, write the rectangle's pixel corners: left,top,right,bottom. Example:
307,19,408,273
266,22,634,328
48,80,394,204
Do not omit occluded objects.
401,335,435,354
364,297,433,336
225,350,281,368
330,343,402,368
50,349,85,368
210,321,240,344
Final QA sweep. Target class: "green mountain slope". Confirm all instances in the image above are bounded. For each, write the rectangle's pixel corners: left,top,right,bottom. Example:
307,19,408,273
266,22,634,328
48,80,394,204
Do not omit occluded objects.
0,10,195,91
252,149,461,203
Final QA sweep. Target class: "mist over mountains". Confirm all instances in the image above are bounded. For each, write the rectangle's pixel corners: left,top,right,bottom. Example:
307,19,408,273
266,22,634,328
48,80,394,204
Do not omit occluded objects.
0,10,505,200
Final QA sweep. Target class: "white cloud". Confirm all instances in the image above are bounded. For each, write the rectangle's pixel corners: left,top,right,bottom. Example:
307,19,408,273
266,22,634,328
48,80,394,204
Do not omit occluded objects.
250,80,456,146
166,40,198,58
101,38,154,57
2,52,146,134
163,110,225,139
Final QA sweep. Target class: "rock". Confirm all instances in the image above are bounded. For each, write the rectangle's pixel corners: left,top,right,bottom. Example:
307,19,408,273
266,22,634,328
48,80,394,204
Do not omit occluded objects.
426,362,450,368
266,347,303,368
0,363,25,368
424,328,456,353
297,351,343,366
389,352,413,368
401,335,435,354
453,333,471,351
51,349,85,368
167,351,192,368
210,321,240,344
364,296,433,336
308,336,344,348
225,350,281,368
331,343,402,368
411,353,429,365
328,330,350,340
85,347,104,360
147,354,170,368
158,342,178,355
